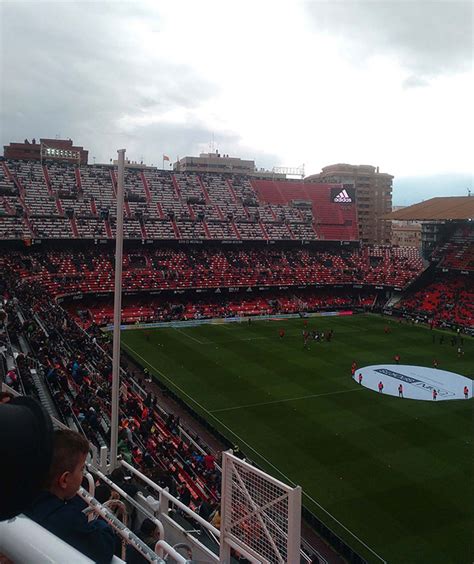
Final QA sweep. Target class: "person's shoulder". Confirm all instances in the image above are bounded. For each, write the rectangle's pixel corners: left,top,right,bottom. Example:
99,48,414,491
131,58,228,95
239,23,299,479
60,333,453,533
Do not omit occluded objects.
25,491,64,521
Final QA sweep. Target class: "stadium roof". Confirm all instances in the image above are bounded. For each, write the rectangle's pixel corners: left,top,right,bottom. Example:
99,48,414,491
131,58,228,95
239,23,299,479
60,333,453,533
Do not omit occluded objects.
385,196,474,221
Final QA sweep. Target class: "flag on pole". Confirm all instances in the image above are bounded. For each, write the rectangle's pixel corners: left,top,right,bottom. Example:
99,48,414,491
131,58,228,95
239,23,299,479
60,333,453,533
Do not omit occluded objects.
163,154,170,161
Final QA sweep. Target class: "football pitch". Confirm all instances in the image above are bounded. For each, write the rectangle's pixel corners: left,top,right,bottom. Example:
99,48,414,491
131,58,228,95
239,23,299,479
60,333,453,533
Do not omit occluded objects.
121,314,473,564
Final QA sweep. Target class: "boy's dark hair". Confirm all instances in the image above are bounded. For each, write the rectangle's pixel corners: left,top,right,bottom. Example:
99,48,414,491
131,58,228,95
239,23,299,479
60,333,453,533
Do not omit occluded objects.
140,518,156,536
46,429,89,487
95,483,112,504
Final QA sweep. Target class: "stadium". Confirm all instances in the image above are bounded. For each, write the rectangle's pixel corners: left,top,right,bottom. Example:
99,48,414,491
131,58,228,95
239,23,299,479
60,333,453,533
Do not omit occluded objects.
0,136,472,564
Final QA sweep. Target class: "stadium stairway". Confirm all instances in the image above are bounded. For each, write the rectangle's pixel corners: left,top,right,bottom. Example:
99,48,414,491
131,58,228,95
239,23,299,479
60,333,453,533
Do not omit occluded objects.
105,220,113,238
42,165,53,196
198,175,211,203
287,223,296,240
171,174,181,198
384,294,403,309
259,220,269,240
226,178,239,203
29,367,62,421
70,218,79,238
55,197,64,216
231,221,241,239
202,220,212,239
171,219,180,238
215,204,225,220
90,197,98,216
74,167,82,192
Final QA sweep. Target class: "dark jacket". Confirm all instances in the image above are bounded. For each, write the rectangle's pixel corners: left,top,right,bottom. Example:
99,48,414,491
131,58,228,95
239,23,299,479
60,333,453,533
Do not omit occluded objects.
25,491,115,564
125,532,156,564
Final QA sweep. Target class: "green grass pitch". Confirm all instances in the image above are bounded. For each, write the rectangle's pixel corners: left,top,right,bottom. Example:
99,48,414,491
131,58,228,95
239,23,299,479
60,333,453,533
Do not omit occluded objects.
121,314,473,564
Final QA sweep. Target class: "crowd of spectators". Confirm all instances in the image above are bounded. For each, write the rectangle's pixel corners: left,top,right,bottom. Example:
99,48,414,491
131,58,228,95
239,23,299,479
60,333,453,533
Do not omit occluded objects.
394,275,474,330
1,245,423,301
68,289,376,327
1,269,222,529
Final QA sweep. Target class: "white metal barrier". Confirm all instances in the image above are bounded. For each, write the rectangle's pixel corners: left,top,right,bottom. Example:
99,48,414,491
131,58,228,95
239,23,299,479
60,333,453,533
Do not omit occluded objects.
78,488,166,563
120,460,220,562
220,451,302,564
0,514,97,563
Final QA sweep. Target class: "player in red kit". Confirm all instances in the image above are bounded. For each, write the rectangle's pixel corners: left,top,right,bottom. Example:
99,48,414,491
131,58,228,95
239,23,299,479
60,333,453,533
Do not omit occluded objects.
303,331,309,349
279,328,285,338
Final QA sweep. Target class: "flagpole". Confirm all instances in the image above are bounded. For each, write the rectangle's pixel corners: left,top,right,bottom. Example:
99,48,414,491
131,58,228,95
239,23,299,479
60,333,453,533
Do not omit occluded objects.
162,155,164,170
110,148,125,470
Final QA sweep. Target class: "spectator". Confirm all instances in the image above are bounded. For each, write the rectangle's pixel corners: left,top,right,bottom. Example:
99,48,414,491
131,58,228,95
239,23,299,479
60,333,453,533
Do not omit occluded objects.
126,518,161,564
0,396,53,520
25,429,115,564
177,483,191,507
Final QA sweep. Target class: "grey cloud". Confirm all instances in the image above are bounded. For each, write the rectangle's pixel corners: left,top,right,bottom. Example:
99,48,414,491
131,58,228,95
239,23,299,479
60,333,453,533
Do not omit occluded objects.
402,75,430,89
0,1,231,164
305,1,473,79
117,122,280,170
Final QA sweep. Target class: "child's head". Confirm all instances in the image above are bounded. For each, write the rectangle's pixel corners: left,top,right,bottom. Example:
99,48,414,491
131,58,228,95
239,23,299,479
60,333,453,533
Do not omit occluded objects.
47,429,89,499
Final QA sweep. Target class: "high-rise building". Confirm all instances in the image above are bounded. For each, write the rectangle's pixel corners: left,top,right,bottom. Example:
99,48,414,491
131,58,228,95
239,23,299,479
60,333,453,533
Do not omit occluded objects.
306,164,393,244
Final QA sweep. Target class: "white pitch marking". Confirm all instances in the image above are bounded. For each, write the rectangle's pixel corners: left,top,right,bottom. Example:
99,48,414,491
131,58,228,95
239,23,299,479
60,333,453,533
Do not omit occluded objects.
121,341,387,564
210,387,364,413
173,327,206,345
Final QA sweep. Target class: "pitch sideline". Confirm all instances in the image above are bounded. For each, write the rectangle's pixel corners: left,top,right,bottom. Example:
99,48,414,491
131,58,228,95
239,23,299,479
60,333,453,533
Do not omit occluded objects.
121,340,387,564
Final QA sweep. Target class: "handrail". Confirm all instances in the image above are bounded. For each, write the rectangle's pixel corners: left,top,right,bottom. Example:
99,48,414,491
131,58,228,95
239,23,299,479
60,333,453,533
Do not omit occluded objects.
84,472,95,497
3,322,26,396
77,487,165,563
154,540,190,563
86,464,165,542
120,459,221,538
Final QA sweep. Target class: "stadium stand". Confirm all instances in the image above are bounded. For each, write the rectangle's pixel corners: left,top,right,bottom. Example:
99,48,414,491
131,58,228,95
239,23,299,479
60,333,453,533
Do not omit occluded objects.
0,266,318,564
0,246,424,304
0,160,359,242
252,179,358,241
3,154,472,563
436,225,474,272
394,275,474,329
1,267,219,501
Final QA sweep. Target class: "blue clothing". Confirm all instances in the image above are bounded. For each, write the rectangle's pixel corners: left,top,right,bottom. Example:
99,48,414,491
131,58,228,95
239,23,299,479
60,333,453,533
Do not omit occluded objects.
25,491,115,563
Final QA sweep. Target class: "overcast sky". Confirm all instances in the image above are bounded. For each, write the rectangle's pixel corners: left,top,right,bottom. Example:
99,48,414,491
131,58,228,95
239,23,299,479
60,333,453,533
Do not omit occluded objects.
0,0,472,204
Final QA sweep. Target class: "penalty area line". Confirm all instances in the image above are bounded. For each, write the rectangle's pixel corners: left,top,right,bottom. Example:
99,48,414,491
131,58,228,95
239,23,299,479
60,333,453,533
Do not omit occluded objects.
209,387,364,413
121,341,387,564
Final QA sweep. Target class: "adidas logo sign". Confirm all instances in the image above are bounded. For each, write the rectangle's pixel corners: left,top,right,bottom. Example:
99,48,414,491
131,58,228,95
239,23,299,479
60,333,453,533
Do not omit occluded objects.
334,189,352,203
